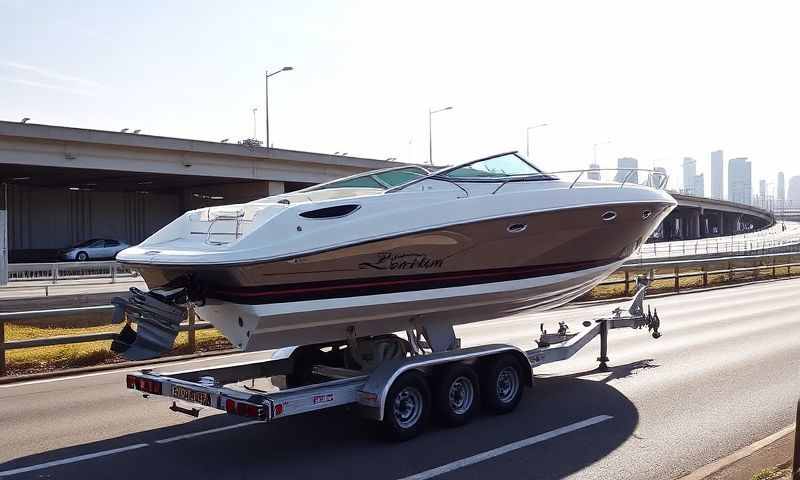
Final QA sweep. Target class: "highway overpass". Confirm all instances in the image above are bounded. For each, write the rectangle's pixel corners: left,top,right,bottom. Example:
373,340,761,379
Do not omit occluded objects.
0,120,775,257
657,192,775,241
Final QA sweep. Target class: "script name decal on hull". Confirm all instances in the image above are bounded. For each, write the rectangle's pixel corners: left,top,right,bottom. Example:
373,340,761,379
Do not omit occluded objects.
359,252,445,271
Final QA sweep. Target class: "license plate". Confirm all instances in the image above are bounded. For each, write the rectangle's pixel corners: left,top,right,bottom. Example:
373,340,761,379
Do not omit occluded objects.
172,385,211,406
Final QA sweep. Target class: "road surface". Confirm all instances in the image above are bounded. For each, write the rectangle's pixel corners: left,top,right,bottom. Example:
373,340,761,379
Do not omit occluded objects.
1,278,798,479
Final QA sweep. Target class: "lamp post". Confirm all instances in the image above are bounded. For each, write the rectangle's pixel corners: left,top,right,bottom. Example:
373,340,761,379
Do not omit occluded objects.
265,66,294,148
525,123,549,159
428,106,453,165
251,107,258,139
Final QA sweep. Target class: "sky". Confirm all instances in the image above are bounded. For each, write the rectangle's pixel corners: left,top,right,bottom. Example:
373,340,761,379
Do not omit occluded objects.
1,0,799,195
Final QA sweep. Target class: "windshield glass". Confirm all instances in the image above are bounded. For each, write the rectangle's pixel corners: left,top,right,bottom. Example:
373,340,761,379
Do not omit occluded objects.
443,153,541,179
310,166,429,191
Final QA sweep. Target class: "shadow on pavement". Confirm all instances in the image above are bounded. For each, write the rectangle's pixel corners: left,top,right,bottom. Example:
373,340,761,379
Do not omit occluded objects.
1,368,645,480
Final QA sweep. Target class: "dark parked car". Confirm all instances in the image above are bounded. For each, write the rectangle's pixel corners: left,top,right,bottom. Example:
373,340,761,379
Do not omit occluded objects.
61,239,129,261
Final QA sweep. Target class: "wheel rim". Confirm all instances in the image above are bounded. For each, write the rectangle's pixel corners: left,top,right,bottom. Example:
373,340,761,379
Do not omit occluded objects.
448,376,475,415
393,386,423,429
496,366,520,404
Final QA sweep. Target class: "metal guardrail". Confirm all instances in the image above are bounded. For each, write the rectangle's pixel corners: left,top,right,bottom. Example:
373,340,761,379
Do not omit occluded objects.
7,261,138,284
1,250,799,377
0,305,213,376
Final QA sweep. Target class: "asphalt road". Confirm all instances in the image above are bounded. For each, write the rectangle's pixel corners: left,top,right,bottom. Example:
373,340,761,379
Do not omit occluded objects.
1,278,798,479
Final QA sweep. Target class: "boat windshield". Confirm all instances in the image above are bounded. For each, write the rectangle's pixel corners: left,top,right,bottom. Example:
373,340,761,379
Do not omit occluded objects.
305,165,430,191
440,153,541,179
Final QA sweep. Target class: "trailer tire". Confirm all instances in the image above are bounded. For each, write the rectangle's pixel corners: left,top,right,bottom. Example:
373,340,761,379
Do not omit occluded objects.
481,354,524,414
434,363,479,427
382,370,430,441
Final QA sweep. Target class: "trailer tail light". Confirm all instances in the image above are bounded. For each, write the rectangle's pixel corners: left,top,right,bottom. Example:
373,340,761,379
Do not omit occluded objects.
223,398,265,420
128,376,162,395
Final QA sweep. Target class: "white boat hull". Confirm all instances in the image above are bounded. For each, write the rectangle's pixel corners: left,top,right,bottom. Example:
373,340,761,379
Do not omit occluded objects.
198,260,625,351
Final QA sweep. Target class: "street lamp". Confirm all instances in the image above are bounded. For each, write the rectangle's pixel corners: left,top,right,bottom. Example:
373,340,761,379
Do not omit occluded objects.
251,107,258,139
525,123,549,159
20,117,30,124
428,106,453,165
265,66,294,148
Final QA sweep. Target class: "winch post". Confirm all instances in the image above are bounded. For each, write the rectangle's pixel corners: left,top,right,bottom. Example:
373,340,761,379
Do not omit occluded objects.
597,319,610,372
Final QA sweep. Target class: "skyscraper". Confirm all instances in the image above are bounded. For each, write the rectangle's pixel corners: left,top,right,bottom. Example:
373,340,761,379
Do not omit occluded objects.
727,157,752,205
710,150,723,199
615,157,638,183
759,179,767,209
694,173,705,197
788,176,800,209
682,157,697,194
777,172,785,211
587,162,601,181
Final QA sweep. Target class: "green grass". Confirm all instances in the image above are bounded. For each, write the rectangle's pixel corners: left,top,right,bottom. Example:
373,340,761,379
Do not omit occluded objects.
3,322,229,375
752,467,790,480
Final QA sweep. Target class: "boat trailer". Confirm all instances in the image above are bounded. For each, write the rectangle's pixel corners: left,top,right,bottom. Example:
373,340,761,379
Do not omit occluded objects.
123,276,661,440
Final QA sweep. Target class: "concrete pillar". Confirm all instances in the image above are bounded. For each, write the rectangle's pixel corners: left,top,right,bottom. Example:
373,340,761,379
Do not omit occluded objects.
267,181,285,196
718,213,724,236
693,211,701,239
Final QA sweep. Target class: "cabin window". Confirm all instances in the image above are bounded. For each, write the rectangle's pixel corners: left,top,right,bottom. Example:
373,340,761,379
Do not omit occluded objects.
299,204,361,219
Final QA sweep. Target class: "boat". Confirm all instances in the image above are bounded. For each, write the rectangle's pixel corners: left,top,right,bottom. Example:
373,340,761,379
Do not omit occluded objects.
113,151,676,359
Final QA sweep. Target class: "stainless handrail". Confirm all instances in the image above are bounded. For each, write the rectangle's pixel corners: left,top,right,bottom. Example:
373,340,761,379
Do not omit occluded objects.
206,209,247,245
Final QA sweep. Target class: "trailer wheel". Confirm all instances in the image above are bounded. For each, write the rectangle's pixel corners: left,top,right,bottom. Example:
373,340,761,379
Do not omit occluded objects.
382,370,430,441
434,363,479,427
481,354,523,414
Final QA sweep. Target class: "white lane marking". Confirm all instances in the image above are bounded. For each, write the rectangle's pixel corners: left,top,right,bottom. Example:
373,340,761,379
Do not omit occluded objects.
397,415,613,480
155,421,262,444
0,444,148,477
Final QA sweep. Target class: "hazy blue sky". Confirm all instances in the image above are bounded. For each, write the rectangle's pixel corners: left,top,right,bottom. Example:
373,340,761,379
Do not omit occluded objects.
1,0,798,193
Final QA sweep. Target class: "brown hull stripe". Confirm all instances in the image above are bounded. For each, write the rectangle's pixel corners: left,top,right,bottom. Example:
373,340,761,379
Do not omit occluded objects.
207,258,619,305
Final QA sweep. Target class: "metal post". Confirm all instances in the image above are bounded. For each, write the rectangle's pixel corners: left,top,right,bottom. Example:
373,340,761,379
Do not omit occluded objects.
265,72,270,148
596,319,609,372
674,266,680,292
428,109,432,165
773,258,777,278
0,319,5,377
52,264,58,284
624,271,630,296
111,263,116,284
188,307,197,353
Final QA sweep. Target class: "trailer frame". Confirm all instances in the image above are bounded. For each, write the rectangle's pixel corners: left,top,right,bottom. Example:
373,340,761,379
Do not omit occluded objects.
125,278,661,439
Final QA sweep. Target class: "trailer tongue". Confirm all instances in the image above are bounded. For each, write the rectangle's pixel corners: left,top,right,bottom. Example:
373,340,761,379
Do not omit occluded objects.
124,277,661,441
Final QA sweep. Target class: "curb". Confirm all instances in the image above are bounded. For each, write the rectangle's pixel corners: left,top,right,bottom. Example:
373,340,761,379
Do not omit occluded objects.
0,348,239,385
677,424,796,480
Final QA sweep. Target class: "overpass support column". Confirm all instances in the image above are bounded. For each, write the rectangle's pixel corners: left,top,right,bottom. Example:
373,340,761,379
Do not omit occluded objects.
267,181,285,196
693,210,701,239
718,213,724,236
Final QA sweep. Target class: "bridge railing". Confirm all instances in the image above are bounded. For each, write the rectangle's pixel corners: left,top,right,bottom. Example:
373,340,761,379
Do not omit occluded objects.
6,261,138,284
